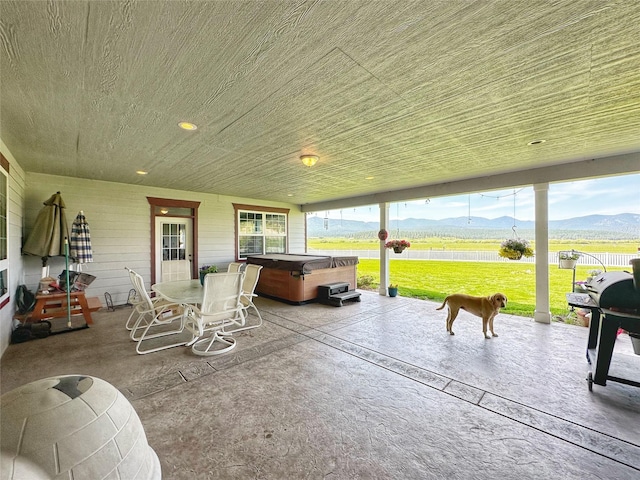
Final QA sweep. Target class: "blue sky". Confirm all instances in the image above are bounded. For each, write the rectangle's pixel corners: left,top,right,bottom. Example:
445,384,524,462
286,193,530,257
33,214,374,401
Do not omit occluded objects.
313,173,640,222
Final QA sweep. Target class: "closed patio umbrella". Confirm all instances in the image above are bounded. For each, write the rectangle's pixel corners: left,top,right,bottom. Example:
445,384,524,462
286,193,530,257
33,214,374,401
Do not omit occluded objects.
22,192,72,327
22,192,70,267
70,210,93,268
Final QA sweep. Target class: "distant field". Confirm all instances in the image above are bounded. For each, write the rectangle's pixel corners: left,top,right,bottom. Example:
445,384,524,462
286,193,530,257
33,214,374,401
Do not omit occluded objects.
309,238,637,254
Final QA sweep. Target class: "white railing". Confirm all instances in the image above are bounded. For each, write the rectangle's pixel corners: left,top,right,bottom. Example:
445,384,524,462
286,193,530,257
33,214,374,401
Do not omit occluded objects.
308,249,637,267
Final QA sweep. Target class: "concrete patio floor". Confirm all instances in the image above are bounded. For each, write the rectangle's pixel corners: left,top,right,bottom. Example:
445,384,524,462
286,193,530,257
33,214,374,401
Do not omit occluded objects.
2,291,639,479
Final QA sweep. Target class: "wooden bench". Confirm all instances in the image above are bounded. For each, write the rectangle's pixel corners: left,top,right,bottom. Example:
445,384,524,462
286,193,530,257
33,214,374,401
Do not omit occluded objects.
86,296,102,313
22,291,102,325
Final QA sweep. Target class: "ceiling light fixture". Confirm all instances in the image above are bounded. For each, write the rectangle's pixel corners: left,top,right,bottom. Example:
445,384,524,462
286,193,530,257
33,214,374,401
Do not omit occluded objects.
528,139,546,145
136,170,148,175
365,176,374,180
178,121,198,131
300,154,319,167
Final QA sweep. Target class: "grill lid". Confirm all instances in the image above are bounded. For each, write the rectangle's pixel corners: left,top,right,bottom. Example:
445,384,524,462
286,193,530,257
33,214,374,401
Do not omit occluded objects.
587,271,640,310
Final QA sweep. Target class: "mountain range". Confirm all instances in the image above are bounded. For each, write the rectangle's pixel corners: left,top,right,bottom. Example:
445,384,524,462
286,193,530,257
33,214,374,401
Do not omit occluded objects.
307,213,639,240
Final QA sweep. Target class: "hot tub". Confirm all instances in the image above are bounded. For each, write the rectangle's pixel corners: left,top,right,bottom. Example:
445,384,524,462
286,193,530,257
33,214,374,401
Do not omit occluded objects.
246,254,359,304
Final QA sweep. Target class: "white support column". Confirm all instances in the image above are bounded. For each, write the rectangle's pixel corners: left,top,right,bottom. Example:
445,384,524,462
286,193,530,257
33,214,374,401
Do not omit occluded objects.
379,203,390,296
534,183,551,324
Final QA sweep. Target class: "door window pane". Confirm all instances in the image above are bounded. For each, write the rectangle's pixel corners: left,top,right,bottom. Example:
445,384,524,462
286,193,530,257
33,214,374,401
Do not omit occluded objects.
162,222,187,261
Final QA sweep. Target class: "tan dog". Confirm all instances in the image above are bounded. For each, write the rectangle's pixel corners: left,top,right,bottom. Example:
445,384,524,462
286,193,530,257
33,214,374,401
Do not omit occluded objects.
436,293,507,339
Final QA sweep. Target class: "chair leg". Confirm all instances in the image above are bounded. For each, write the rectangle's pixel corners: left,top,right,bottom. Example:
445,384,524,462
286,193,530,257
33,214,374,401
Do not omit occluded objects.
126,296,170,331
130,302,184,341
248,304,263,328
125,296,148,331
222,306,262,334
191,332,236,356
135,313,189,355
125,308,138,331
126,302,148,332
130,312,153,341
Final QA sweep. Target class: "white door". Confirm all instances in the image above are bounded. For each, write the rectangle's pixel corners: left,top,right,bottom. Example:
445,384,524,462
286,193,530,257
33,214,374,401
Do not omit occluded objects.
155,217,193,281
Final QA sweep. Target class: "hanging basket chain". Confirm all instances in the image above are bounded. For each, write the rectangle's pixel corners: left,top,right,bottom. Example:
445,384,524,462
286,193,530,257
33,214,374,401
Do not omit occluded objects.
498,189,533,260
511,189,519,238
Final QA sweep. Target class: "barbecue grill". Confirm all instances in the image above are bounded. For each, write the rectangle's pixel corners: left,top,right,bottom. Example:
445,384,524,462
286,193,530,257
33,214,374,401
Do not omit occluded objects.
579,269,640,390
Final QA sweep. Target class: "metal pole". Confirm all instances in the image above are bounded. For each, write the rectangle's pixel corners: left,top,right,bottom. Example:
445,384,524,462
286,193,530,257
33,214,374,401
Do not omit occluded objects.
572,249,607,272
65,237,71,327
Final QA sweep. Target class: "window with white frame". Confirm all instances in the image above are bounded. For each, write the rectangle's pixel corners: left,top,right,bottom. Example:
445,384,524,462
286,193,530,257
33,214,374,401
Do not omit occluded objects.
234,204,288,260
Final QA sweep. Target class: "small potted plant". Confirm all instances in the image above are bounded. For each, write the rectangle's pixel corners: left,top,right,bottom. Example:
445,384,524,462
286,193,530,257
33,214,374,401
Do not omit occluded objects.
388,283,398,297
199,264,218,285
385,239,411,254
558,251,580,269
498,238,533,260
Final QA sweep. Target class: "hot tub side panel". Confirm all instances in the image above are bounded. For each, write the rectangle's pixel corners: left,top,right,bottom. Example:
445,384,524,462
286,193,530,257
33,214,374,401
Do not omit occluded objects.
256,265,357,304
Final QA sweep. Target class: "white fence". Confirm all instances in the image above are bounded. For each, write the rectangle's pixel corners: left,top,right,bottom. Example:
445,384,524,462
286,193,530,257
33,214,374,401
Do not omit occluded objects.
308,249,636,267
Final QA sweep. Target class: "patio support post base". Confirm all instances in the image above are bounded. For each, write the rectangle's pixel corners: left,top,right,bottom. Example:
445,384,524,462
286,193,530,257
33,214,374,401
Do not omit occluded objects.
534,310,551,324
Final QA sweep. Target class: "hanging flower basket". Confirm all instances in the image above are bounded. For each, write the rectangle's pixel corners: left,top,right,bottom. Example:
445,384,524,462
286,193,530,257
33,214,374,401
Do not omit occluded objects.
498,238,533,260
385,239,410,254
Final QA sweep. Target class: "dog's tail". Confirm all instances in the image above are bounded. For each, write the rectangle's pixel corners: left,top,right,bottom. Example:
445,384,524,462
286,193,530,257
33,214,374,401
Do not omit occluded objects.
435,296,449,310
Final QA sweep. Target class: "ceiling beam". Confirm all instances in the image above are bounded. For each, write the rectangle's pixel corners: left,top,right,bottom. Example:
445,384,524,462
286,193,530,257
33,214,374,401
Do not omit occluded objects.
300,152,640,213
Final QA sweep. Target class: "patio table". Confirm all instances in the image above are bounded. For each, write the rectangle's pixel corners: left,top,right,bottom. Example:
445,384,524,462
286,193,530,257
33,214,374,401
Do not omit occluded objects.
152,279,203,305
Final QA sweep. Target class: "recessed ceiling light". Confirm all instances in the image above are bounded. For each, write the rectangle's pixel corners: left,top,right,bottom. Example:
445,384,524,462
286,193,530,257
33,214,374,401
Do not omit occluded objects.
136,170,148,175
365,176,374,180
287,193,293,197
528,139,546,145
178,121,198,131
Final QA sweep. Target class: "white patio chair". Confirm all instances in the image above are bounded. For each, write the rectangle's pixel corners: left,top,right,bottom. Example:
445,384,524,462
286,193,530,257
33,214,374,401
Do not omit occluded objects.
124,267,171,331
125,269,186,353
227,262,244,273
161,259,192,282
222,264,263,334
184,271,245,356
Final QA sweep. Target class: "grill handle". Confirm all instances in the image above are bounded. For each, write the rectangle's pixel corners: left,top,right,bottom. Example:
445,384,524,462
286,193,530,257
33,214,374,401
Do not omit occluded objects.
631,258,640,291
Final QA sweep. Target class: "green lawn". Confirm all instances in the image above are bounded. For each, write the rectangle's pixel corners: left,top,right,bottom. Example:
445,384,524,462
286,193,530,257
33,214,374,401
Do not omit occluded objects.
355,259,626,319
309,237,634,320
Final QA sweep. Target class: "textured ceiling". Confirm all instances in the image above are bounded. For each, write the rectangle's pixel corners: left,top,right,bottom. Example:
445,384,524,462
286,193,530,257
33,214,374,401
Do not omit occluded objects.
1,1,639,210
